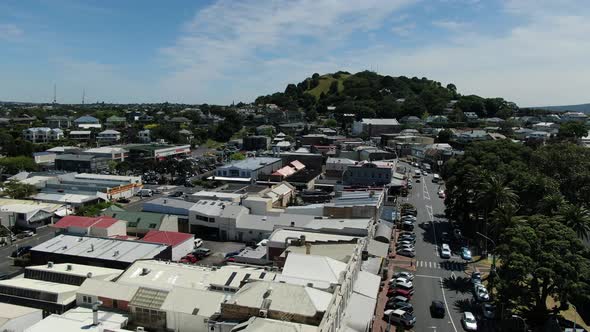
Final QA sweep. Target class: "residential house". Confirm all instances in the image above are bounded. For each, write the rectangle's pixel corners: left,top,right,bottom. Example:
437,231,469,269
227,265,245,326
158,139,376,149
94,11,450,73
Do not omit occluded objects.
68,130,92,141
532,122,560,134
105,115,127,128
97,129,121,143
425,115,448,125
243,135,271,151
400,115,423,125
0,198,64,229
46,115,72,129
138,129,151,143
561,111,588,122
101,206,180,235
167,116,191,128
74,115,101,129
455,130,490,143
178,129,194,141
464,112,479,121
52,215,127,237
22,128,64,142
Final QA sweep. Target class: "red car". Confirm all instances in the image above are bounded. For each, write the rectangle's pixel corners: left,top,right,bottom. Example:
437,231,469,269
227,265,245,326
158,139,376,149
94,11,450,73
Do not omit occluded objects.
387,287,414,298
180,254,199,264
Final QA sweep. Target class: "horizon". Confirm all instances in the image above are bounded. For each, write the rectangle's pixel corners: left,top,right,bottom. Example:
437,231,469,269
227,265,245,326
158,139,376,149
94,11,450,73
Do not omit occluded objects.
1,0,589,107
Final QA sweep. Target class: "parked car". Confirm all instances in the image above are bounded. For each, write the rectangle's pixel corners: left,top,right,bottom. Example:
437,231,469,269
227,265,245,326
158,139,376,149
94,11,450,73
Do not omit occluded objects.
385,301,414,313
392,272,414,281
117,197,130,203
471,272,482,285
22,230,34,237
193,248,212,257
401,222,414,231
480,303,496,319
225,251,241,258
391,295,410,303
11,245,32,257
180,253,198,264
396,248,415,258
461,247,472,261
194,238,203,248
388,286,414,298
441,232,450,243
430,300,446,318
390,279,413,289
462,312,478,331
440,243,451,258
382,309,416,327
170,191,184,198
474,284,490,302
438,190,445,199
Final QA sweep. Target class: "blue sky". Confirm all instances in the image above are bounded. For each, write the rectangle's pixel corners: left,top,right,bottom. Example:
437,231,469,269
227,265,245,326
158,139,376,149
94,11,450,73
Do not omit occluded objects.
1,0,589,106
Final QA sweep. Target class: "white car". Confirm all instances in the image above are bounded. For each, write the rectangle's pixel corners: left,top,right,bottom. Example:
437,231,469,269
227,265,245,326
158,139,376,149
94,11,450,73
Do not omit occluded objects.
474,284,490,302
393,272,414,281
462,312,478,331
390,277,411,286
194,238,203,248
440,243,451,259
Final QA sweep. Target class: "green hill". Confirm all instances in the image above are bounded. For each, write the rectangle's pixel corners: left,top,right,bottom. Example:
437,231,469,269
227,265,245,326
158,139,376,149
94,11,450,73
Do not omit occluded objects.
305,73,349,99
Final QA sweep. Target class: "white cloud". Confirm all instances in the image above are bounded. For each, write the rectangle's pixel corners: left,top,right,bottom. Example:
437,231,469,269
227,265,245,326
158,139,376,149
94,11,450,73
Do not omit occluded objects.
432,20,468,31
159,0,417,103
391,23,416,37
0,23,23,41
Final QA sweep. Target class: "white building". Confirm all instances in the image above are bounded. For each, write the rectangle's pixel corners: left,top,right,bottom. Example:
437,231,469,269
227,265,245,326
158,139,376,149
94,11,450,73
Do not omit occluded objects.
84,146,128,161
97,129,121,143
140,230,194,261
25,307,130,332
0,198,65,229
351,118,400,136
0,303,43,332
214,157,282,180
22,127,64,142
561,111,588,122
137,129,151,143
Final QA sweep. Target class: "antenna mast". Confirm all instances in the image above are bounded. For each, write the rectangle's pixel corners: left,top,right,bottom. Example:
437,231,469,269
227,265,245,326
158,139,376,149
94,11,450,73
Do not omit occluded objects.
82,88,85,105
53,84,57,104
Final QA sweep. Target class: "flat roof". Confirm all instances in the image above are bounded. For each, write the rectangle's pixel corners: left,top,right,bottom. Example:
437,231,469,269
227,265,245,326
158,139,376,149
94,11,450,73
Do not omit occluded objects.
359,118,400,125
144,197,195,210
282,243,356,263
32,192,97,204
191,190,244,200
31,234,169,263
0,278,78,304
117,260,275,291
189,199,236,217
160,287,225,317
55,154,97,161
278,253,346,289
78,279,138,302
26,308,128,332
74,173,141,183
218,157,281,171
268,229,357,244
235,317,318,332
27,263,122,279
0,303,41,319
84,147,128,154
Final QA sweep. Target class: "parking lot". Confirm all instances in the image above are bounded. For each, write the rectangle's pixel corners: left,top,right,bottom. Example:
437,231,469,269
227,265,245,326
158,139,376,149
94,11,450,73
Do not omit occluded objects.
0,227,57,278
196,240,246,266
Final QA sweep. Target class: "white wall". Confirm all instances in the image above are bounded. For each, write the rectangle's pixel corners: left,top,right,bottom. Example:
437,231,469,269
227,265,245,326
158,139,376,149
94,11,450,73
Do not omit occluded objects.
1,310,42,332
242,197,271,215
172,237,194,261
166,311,207,332
89,221,126,237
68,225,90,235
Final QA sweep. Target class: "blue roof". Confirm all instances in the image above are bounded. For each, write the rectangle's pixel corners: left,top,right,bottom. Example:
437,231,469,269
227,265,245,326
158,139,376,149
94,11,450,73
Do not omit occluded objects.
74,115,100,123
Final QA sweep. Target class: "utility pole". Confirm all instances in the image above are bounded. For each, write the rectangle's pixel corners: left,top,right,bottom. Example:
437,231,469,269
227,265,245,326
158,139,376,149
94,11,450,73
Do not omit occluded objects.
53,84,57,104
477,232,496,297
82,88,85,105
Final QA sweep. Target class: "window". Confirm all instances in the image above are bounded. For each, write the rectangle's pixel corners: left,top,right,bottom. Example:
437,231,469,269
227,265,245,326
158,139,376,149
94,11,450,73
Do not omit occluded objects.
83,295,92,303
149,223,157,229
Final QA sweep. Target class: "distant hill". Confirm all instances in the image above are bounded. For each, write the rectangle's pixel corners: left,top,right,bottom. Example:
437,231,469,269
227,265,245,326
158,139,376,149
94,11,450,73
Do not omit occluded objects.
255,70,518,121
530,103,590,113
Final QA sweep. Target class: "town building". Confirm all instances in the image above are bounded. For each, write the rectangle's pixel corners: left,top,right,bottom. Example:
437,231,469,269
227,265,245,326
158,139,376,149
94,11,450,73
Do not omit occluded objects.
52,215,127,237
25,307,130,332
0,198,65,229
0,303,43,332
351,118,400,137
0,263,122,314
22,127,64,142
140,230,194,261
137,129,151,143
119,143,191,161
342,162,394,186
30,234,171,269
55,154,111,173
214,157,282,181
243,135,271,151
83,146,128,162
101,206,180,235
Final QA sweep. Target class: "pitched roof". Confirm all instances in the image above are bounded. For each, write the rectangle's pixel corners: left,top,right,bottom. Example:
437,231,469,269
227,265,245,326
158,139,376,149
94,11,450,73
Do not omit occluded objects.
74,115,99,123
141,230,193,247
53,215,119,229
102,208,166,229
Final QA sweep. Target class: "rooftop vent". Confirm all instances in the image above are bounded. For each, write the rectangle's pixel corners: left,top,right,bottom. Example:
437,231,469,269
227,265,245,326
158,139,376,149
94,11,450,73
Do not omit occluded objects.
66,264,73,271
87,272,93,279
141,267,151,276
47,262,54,268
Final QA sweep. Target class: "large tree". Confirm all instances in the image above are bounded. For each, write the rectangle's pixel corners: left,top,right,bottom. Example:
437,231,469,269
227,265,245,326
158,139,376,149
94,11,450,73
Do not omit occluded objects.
558,204,590,240
496,216,590,324
2,180,37,199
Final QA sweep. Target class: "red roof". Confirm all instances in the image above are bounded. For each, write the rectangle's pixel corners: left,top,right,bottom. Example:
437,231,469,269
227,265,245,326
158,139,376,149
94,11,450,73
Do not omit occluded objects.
272,166,296,177
141,230,193,247
53,215,119,229
290,160,306,171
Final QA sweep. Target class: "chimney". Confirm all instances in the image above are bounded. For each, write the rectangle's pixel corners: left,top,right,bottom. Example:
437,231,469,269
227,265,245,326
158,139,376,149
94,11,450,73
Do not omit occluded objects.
92,301,103,326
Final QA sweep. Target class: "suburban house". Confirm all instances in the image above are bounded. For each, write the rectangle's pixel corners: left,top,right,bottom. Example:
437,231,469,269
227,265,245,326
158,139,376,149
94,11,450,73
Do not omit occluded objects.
22,127,64,142
105,115,127,128
97,129,122,143
46,115,72,129
74,115,101,129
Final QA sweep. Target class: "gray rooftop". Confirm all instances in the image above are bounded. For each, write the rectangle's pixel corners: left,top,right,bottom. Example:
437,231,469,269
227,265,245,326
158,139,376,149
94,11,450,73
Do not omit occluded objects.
218,157,281,171
31,234,169,263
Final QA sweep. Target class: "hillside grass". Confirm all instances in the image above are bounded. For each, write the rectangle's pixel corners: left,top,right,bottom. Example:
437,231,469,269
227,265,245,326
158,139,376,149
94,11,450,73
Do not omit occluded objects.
306,74,349,99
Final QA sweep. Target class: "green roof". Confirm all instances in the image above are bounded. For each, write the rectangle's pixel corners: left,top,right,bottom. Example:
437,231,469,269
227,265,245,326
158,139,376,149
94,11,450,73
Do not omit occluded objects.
102,207,165,229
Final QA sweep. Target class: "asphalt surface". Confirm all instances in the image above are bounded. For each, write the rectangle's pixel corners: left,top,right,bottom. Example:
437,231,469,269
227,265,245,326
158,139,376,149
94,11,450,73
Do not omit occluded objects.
402,165,477,332
0,226,57,276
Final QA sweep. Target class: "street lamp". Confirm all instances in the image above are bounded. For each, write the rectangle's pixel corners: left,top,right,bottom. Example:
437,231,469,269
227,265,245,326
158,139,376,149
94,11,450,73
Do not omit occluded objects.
512,315,526,332
476,232,497,296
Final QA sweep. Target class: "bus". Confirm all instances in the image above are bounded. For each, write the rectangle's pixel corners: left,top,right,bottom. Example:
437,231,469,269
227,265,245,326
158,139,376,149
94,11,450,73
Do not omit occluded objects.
432,174,441,183
413,169,421,178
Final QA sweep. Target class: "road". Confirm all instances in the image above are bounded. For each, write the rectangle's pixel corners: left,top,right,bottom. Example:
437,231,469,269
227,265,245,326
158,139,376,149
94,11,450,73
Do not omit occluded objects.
0,226,57,276
403,166,475,332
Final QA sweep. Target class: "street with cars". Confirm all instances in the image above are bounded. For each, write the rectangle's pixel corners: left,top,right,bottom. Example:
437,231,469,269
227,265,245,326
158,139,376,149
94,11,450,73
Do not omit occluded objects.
382,161,496,331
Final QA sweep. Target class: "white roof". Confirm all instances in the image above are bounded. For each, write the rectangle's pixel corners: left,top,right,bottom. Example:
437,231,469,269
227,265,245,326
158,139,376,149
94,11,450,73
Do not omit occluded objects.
74,173,141,183
360,118,400,126
32,192,97,204
84,147,128,154
0,198,63,212
235,317,318,332
31,234,169,263
98,129,121,135
282,243,357,263
189,199,236,217
46,146,79,152
26,308,129,332
228,281,331,317
27,263,122,280
268,229,357,243
0,303,41,320
69,130,92,135
0,278,78,304
353,270,380,299
78,279,139,301
160,287,225,317
278,253,346,289
116,260,275,291
236,213,315,232
340,292,377,332
191,190,243,200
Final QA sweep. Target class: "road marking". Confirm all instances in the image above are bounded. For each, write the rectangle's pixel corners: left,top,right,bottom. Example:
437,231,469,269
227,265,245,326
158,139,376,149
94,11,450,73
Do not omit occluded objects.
423,180,431,200
440,276,459,332
415,274,441,279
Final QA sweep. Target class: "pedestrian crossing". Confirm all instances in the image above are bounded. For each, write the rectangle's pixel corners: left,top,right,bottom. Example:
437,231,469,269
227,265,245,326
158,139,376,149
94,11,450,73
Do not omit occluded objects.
415,260,467,271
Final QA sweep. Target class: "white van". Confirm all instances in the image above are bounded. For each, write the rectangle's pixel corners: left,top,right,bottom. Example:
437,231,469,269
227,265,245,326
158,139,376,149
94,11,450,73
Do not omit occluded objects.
138,189,153,197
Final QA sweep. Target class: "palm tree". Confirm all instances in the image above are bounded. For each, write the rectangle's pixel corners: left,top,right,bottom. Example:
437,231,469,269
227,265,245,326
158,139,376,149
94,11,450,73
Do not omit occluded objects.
476,175,519,212
489,203,520,239
558,204,590,240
